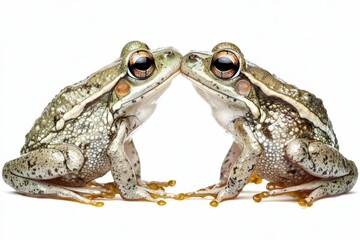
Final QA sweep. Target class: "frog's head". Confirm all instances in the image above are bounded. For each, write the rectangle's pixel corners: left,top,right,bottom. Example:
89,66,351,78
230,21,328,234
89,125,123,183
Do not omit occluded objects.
110,41,182,119
181,42,265,122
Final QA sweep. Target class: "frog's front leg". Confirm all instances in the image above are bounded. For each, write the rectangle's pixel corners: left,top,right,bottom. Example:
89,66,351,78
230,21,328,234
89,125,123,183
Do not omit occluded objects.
107,120,176,205
254,138,358,207
185,121,262,207
2,144,109,207
124,140,176,190
219,142,262,185
197,142,261,194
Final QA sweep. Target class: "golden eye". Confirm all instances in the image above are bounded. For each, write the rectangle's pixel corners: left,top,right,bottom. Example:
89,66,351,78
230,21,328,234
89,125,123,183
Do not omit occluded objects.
211,51,240,79
128,50,155,79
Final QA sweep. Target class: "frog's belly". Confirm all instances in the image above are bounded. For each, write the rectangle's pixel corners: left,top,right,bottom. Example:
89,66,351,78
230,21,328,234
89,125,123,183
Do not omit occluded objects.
255,152,315,185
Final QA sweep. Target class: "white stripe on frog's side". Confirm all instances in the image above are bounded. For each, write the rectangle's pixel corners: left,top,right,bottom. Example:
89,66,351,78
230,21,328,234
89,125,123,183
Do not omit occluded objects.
53,73,125,132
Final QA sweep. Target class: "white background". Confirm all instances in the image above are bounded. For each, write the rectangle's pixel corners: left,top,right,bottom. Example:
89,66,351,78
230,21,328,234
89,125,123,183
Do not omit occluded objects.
1,0,359,239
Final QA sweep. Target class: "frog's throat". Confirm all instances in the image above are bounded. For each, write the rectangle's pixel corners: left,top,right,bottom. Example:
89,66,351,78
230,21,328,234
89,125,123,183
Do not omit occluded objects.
184,74,266,123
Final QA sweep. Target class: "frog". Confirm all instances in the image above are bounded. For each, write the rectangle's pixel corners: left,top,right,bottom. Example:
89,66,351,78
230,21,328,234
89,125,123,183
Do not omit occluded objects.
2,41,182,207
180,42,358,207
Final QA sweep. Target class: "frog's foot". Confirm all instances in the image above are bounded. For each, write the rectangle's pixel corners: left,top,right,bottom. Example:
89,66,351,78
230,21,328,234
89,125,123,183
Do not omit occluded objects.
63,185,115,202
247,172,262,184
87,181,119,195
252,162,357,207
253,139,358,207
121,186,179,206
137,179,177,191
182,181,237,207
252,181,323,207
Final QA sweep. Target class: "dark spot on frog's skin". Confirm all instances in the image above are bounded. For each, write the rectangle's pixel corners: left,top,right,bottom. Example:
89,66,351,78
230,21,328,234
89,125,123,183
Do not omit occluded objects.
248,164,255,172
83,143,91,149
27,161,35,170
132,100,137,103
23,180,29,186
233,166,238,174
10,179,15,187
287,169,298,175
127,178,132,182
48,170,52,176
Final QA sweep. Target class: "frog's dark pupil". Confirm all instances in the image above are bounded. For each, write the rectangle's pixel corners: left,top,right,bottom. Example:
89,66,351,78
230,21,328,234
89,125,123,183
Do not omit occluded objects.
214,57,234,71
134,56,153,70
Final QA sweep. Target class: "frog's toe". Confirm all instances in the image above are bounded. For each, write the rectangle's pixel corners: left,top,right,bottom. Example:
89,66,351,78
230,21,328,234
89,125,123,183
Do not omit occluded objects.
65,184,116,200
298,198,313,207
87,181,120,195
252,179,352,207
252,191,270,203
139,179,176,190
125,186,180,205
183,185,237,207
247,172,263,185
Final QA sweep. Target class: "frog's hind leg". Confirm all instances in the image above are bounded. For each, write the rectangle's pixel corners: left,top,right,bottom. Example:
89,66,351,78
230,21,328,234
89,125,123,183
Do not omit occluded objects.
253,138,358,206
2,144,104,207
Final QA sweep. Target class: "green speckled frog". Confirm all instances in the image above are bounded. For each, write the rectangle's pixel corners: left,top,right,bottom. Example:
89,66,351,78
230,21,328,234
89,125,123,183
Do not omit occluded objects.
180,42,357,207
2,41,182,206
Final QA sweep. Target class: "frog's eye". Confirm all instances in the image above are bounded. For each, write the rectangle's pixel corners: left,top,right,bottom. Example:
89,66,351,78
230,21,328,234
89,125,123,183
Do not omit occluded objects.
128,50,155,79
211,51,240,79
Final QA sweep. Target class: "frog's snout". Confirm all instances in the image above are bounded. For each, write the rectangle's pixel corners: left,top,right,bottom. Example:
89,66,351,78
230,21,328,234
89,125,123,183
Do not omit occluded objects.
180,52,202,76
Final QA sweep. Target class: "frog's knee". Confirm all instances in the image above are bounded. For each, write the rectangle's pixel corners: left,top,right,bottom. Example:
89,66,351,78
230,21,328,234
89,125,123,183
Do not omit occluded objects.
2,162,11,184
285,138,312,162
50,144,84,172
348,160,358,178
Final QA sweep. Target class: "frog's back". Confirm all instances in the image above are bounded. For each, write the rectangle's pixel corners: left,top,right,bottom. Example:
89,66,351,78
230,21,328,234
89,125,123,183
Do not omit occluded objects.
244,62,338,147
22,61,122,153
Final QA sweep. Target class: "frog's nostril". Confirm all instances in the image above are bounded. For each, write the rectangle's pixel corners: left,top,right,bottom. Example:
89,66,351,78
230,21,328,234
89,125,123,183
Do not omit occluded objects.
164,50,174,57
188,54,196,59
187,54,198,63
